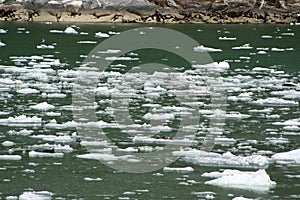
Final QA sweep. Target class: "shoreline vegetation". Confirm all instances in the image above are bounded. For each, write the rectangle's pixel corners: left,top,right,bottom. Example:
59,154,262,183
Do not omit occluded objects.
0,0,299,24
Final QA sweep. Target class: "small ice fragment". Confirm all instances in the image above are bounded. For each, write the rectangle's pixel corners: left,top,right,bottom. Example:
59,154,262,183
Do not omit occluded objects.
95,32,110,38
0,40,6,47
16,88,39,94
84,177,103,181
163,166,194,173
64,27,78,34
29,102,55,111
219,37,237,41
194,45,222,52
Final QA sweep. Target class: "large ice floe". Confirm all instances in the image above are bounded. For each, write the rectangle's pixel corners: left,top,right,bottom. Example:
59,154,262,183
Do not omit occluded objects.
0,115,42,126
19,191,53,200
271,148,300,164
173,149,269,169
203,169,276,191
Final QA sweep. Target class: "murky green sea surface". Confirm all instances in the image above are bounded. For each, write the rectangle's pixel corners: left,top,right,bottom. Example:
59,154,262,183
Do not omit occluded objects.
0,22,299,199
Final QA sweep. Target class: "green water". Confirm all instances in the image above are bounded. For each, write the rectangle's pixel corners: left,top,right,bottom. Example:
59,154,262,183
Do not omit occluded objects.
0,22,299,199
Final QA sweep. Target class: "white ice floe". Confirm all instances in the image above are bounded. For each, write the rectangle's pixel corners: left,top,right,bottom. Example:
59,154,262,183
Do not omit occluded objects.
225,112,251,119
0,40,6,47
194,45,222,52
252,98,298,106
36,44,55,49
271,148,300,164
143,113,175,120
271,90,300,99
192,61,230,71
29,150,64,158
29,102,55,111
16,88,39,94
133,136,196,146
77,41,97,44
50,30,64,34
219,37,237,41
271,47,285,52
0,29,7,34
19,191,53,200
204,169,276,191
163,166,194,173
64,27,78,34
261,35,272,39
232,44,253,50
31,135,74,143
0,115,41,126
272,118,300,126
105,56,139,61
98,49,121,54
84,177,103,181
95,32,110,38
0,155,22,160
173,149,269,169
8,129,33,136
1,141,15,147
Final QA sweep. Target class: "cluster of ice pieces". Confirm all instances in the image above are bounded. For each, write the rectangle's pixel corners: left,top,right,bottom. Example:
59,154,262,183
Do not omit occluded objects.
173,149,269,169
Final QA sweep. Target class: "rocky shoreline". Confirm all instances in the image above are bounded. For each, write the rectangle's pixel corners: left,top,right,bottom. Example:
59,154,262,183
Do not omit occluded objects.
0,0,300,24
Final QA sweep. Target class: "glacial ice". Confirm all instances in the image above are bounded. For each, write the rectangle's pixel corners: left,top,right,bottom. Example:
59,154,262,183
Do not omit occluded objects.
0,115,42,126
19,191,53,200
29,102,55,111
95,32,110,38
193,45,223,52
173,149,269,169
64,27,78,34
0,155,22,160
271,148,300,164
204,169,276,191
29,151,64,158
163,166,194,173
0,40,6,47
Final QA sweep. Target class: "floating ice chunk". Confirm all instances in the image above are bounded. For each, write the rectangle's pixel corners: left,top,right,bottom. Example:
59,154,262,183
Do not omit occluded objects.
143,113,175,120
133,136,196,146
64,27,78,34
105,56,138,61
16,88,39,94
0,155,22,160
261,35,272,39
0,40,6,47
225,112,250,119
232,44,253,50
98,49,121,54
37,44,55,49
29,102,55,111
205,169,276,191
77,41,97,44
173,149,269,169
163,166,194,173
77,153,119,161
271,47,285,52
252,67,273,72
50,30,64,34
95,32,110,38
19,191,53,200
84,177,103,181
194,45,222,52
257,50,267,54
271,90,300,99
252,98,298,106
281,32,294,36
0,115,42,126
272,119,300,126
8,129,33,136
202,169,256,178
272,149,300,164
2,141,14,147
192,61,229,70
0,29,7,34
219,37,237,41
29,151,64,158
283,125,300,131
31,135,74,143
